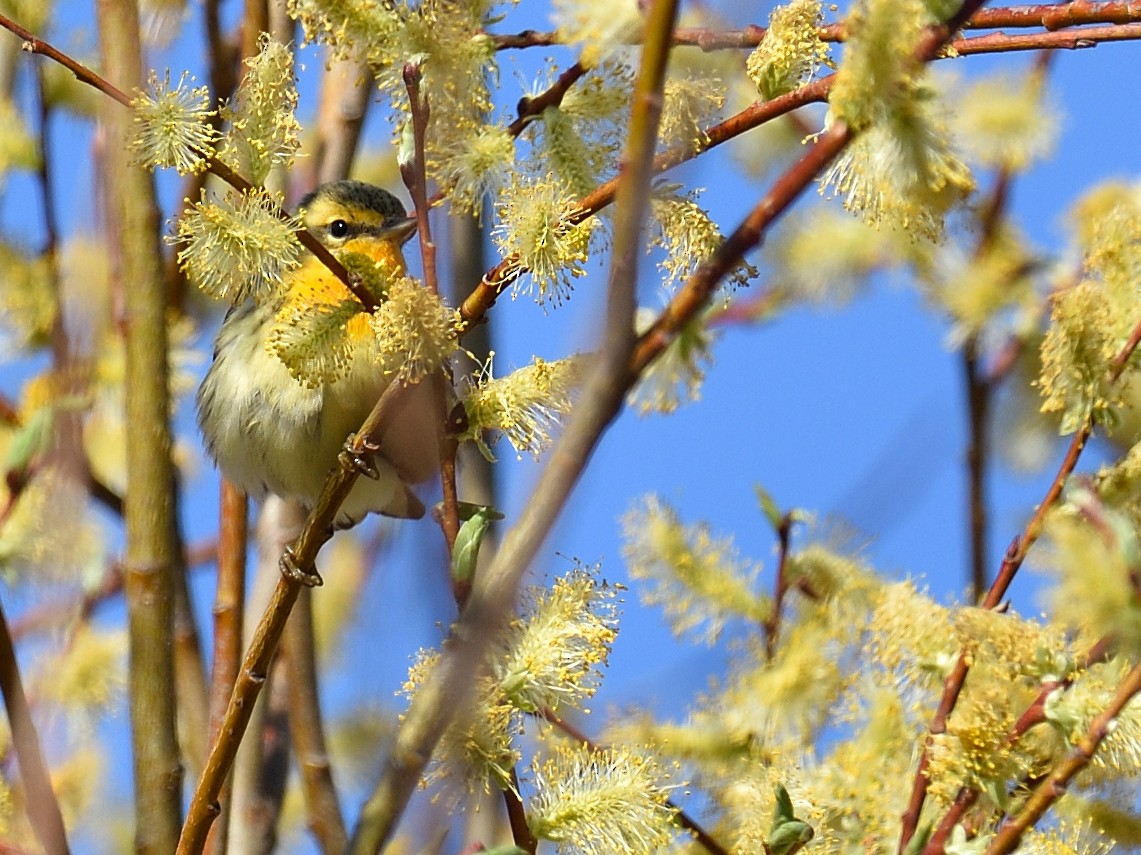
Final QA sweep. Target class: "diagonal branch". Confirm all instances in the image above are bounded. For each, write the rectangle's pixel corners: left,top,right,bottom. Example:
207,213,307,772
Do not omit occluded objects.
490,1,1141,49
506,62,588,137
985,659,1141,854
899,311,1141,850
459,77,832,330
178,377,417,853
0,12,379,311
345,0,683,849
0,597,71,854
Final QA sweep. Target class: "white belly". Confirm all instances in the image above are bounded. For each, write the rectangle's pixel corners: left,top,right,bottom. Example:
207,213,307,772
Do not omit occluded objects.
196,302,429,525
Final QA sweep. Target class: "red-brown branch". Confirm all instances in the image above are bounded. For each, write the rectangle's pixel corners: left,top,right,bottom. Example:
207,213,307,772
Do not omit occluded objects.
763,514,796,659
899,312,1141,850
0,12,379,311
922,635,1114,853
507,62,588,137
490,1,1141,49
459,77,832,330
986,659,1141,854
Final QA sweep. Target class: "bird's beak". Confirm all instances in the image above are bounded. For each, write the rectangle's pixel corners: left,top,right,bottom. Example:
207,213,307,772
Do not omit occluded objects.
382,217,418,245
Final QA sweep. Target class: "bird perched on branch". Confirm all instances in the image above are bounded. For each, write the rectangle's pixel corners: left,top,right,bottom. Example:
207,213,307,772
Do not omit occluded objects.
197,180,438,532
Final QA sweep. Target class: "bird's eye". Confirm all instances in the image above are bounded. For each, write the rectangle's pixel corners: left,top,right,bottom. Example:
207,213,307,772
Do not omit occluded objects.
329,219,349,239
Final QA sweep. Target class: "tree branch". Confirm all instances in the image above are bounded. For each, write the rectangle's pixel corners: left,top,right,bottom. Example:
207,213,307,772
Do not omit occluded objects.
985,659,1141,854
97,0,184,849
899,311,1141,849
763,513,796,660
506,62,588,137
489,1,1141,49
0,596,70,854
0,12,379,311
204,481,247,855
345,0,682,849
283,589,348,854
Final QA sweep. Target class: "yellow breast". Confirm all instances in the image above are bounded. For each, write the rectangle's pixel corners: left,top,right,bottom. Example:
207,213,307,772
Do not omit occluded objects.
282,236,408,344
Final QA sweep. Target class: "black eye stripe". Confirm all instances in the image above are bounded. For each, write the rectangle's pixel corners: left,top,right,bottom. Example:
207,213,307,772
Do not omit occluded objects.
326,220,404,239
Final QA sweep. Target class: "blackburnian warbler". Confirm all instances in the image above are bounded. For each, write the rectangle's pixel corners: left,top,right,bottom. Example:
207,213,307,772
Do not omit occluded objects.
196,180,437,529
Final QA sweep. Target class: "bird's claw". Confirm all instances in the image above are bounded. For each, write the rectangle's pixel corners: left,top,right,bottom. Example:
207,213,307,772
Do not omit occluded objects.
339,433,381,480
280,545,323,587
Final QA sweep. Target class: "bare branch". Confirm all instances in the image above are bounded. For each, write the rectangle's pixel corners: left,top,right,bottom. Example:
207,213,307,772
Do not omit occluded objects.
490,1,1141,49
0,598,70,854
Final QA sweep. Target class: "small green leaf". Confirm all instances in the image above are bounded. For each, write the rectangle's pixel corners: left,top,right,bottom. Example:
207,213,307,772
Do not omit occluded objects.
3,407,53,474
450,503,505,584
397,120,416,169
945,824,992,855
755,485,784,533
773,783,795,823
767,784,814,855
902,825,932,855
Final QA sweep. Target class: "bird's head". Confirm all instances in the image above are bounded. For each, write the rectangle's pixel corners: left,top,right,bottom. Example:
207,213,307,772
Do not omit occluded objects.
299,180,418,253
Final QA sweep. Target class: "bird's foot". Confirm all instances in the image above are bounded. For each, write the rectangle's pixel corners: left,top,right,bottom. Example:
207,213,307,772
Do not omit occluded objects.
339,433,381,480
280,544,323,587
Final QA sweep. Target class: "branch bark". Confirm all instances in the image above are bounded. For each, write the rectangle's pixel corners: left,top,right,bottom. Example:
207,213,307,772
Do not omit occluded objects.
97,0,183,851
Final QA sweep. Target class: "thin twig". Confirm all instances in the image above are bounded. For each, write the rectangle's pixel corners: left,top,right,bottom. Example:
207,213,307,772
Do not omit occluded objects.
504,768,538,853
0,12,379,311
490,1,1141,49
898,311,1141,849
963,170,1012,600
435,372,463,585
506,62,587,137
400,62,439,298
344,0,681,849
398,63,462,576
964,338,991,601
35,60,95,530
202,0,237,103
204,481,247,855
952,21,1141,52
284,589,349,854
0,597,71,854
763,513,795,660
172,546,212,780
985,660,1141,854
